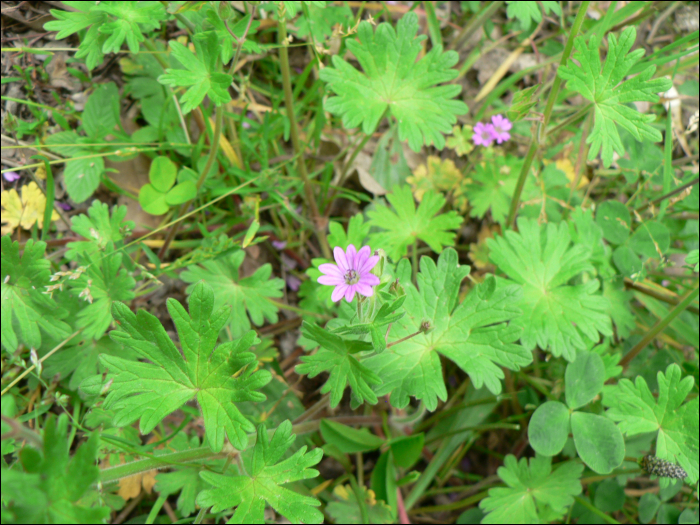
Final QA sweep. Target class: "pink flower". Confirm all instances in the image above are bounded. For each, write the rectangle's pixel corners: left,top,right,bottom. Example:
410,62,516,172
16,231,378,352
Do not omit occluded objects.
490,114,512,144
472,122,495,146
318,244,380,302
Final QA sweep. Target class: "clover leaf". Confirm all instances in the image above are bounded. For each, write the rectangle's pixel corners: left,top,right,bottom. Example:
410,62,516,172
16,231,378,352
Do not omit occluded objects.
557,26,673,168
364,249,530,410
181,249,284,339
479,455,583,524
197,420,323,524
80,282,271,452
138,156,197,215
603,364,699,484
488,218,612,361
158,31,232,114
368,185,462,261
1,236,71,352
320,12,468,152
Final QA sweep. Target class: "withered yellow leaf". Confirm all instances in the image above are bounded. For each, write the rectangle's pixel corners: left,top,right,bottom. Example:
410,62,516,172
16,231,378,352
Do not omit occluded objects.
1,182,59,235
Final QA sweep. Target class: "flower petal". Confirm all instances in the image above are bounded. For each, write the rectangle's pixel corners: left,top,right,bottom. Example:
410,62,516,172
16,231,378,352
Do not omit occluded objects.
355,283,374,297
344,285,356,302
331,284,347,302
334,246,349,271
319,263,343,276
360,255,380,274
346,244,357,270
360,273,380,286
355,246,371,269
318,275,344,286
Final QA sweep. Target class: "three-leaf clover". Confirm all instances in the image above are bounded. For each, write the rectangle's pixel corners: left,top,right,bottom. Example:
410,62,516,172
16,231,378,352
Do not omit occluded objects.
364,249,530,410
603,364,699,484
1,236,71,352
479,455,583,524
181,249,285,339
296,321,381,409
557,26,673,168
368,185,462,261
0,415,110,523
80,282,271,452
197,420,323,524
320,12,468,152
488,218,612,361
138,156,198,215
158,31,232,114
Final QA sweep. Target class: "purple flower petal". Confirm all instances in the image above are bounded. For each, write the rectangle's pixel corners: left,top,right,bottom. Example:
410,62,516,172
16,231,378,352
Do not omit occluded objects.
286,275,301,292
361,274,381,286
344,285,356,302
57,202,72,211
3,171,20,182
472,122,495,147
355,283,374,297
490,114,512,144
318,263,344,277
271,240,287,250
334,246,349,271
318,244,382,302
331,284,348,302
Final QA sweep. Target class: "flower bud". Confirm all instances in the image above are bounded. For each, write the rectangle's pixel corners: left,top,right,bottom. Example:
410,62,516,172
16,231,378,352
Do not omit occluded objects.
371,248,386,278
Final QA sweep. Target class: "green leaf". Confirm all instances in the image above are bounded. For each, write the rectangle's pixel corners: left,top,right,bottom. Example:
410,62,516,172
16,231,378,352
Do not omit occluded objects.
66,200,134,259
506,1,561,30
1,236,71,352
629,221,670,260
565,351,605,410
327,213,371,250
327,484,393,524
320,419,385,453
389,434,424,469
80,282,271,451
571,411,625,474
296,322,380,409
0,415,110,523
331,295,406,353
197,420,323,524
687,249,699,272
149,155,177,193
603,364,699,484
465,155,522,225
528,401,570,456
596,200,632,244
165,180,197,206
296,3,353,41
83,82,120,139
365,250,530,410
320,12,468,152
368,185,462,261
479,455,583,524
44,132,105,203
181,249,284,339
158,31,232,114
488,218,613,361
139,183,169,215
68,246,136,340
557,26,673,168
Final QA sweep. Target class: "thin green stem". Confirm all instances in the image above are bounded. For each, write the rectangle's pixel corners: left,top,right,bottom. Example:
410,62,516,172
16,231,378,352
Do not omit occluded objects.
277,6,331,259
505,1,590,228
619,281,700,369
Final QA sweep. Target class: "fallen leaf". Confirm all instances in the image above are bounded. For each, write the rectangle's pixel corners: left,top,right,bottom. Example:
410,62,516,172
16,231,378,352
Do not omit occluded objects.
1,182,59,235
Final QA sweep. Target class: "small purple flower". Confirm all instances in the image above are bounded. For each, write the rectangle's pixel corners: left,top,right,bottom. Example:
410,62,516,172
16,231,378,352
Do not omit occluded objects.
57,202,72,211
318,244,380,302
286,275,301,292
490,114,512,144
472,122,495,146
271,240,287,250
3,171,20,182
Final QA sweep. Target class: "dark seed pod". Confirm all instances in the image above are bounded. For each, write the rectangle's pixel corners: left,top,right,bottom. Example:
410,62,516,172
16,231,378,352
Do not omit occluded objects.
640,455,688,480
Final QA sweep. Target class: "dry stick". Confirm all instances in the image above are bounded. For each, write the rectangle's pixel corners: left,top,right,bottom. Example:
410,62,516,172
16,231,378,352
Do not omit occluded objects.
635,176,699,213
505,2,590,229
624,278,700,316
277,7,331,260
619,281,700,369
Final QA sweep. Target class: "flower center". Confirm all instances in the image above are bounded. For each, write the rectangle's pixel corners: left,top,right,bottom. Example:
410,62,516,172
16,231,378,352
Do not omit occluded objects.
344,269,360,285
481,130,491,140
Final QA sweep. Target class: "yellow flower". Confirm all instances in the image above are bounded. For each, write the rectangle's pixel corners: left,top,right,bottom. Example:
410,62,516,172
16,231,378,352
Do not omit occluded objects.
1,182,59,235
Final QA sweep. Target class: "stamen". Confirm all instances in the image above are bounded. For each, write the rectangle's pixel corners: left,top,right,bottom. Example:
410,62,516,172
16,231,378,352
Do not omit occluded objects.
344,269,359,285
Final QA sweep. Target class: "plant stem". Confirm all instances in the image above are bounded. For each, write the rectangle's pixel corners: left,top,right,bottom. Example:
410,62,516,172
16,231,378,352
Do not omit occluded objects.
619,281,700,369
505,1,590,229
625,278,700,315
635,176,699,213
277,8,331,259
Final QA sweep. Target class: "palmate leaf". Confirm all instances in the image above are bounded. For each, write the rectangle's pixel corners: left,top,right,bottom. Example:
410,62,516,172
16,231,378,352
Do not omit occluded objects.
296,321,381,409
181,249,284,339
364,249,531,410
320,12,468,152
603,364,699,484
66,201,134,260
488,218,612,361
158,31,232,114
1,236,71,352
80,282,271,452
368,185,462,261
479,456,583,524
197,420,323,524
557,26,672,168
